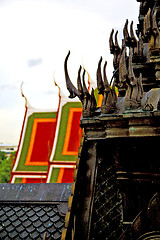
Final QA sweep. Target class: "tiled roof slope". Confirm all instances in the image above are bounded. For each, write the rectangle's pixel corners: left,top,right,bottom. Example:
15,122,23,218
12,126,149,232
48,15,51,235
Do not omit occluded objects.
0,183,71,240
0,203,64,239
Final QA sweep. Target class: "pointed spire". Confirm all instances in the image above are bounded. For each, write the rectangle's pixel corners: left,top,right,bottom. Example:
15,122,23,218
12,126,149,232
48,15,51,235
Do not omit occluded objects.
20,82,28,107
137,73,143,103
128,48,137,85
152,9,158,32
86,70,91,92
119,47,127,84
53,74,61,98
82,65,91,92
109,29,115,54
123,19,130,46
125,48,143,110
143,13,147,37
64,51,80,99
97,57,104,94
103,61,110,92
115,30,121,51
143,8,151,40
130,21,138,47
95,59,117,114
90,88,97,112
112,80,118,100
82,69,89,96
146,8,151,36
77,65,84,101
138,32,143,56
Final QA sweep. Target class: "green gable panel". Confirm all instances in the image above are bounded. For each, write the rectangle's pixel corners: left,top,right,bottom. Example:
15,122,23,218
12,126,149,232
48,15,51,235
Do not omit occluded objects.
52,102,82,162
14,178,23,183
50,168,60,183
16,112,57,172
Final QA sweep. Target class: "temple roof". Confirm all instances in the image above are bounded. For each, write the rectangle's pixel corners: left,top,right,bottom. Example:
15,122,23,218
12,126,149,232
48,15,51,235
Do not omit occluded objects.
0,183,71,239
47,96,82,183
10,102,58,183
10,91,83,184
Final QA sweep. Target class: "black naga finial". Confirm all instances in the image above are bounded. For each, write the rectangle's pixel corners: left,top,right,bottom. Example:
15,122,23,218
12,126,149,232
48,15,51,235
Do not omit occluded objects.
64,52,97,118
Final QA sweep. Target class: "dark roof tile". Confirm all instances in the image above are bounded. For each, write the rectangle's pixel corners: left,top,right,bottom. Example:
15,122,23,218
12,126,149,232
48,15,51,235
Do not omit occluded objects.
33,219,43,228
8,230,19,239
3,219,11,227
3,206,11,213
16,224,25,233
19,230,30,239
0,209,4,216
12,219,21,227
40,214,50,222
52,230,62,240
19,214,28,222
0,230,7,238
6,224,14,233
26,224,35,233
9,213,18,222
43,221,54,230
47,205,58,214
45,206,54,212
0,214,7,222
14,206,21,212
16,209,25,217
51,215,60,223
47,225,57,234
5,209,15,218
29,230,40,239
4,236,11,240
55,220,64,229
29,213,39,222
47,211,58,218
22,219,32,228
26,208,35,217
34,206,42,212
36,208,46,217
37,225,46,233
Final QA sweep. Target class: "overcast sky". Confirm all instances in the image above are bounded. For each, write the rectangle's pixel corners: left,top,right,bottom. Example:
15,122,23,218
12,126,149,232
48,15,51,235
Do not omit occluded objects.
0,0,139,145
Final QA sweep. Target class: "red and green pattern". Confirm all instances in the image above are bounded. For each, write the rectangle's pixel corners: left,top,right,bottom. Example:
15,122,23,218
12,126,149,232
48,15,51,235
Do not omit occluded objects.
51,101,82,163
15,111,57,172
49,167,74,183
14,177,46,183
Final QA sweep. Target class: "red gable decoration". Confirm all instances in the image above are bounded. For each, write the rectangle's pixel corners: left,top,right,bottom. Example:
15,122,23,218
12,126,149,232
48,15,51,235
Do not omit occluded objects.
10,92,82,184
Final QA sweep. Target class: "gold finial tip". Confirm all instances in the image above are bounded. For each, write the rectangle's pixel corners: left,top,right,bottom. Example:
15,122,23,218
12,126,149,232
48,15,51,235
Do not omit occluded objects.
20,82,28,107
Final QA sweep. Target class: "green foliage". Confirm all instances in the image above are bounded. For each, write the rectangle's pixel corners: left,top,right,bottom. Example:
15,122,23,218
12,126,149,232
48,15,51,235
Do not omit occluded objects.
0,151,16,183
0,151,7,164
11,151,16,162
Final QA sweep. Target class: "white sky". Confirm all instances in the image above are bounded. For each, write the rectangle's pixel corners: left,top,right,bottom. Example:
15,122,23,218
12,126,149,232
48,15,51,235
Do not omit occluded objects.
0,0,139,145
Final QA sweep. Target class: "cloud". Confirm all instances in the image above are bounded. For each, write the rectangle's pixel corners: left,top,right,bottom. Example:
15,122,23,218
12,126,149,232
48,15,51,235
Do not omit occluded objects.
0,0,140,144
45,89,57,95
0,84,17,90
27,58,43,67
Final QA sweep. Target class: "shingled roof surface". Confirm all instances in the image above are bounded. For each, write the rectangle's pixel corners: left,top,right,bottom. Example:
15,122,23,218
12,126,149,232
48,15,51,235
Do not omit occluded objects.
0,183,71,239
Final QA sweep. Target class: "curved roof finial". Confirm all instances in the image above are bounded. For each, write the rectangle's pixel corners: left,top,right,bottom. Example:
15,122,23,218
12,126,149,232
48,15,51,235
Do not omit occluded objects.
20,82,28,107
64,51,80,99
109,29,115,54
97,57,104,94
53,73,61,97
82,65,91,92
